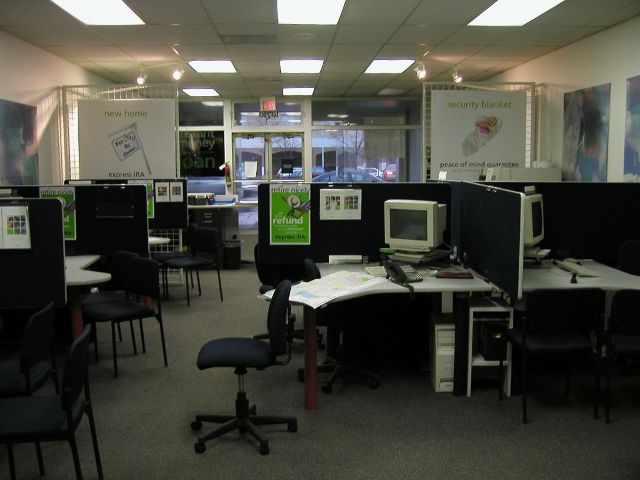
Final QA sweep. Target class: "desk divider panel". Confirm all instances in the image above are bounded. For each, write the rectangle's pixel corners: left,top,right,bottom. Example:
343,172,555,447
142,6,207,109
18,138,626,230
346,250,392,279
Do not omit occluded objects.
488,182,640,267
0,198,66,308
454,182,524,300
258,182,452,265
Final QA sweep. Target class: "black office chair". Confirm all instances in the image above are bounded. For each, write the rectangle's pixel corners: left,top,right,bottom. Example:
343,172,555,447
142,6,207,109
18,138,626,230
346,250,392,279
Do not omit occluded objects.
499,288,604,423
297,258,379,393
191,280,298,455
594,289,640,423
82,256,168,378
158,225,223,306
154,223,199,299
618,240,640,276
0,325,103,480
0,301,59,398
252,244,324,349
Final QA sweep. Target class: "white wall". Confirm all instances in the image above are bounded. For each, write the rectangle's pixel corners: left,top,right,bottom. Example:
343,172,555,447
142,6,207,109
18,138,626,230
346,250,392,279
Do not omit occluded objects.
0,30,109,183
491,15,640,182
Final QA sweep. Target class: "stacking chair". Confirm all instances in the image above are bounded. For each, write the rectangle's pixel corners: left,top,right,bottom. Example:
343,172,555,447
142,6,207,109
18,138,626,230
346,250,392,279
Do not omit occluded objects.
595,289,640,423
158,225,223,306
154,223,199,299
0,325,103,480
297,258,380,393
82,256,168,378
0,301,59,398
191,280,298,455
499,288,605,423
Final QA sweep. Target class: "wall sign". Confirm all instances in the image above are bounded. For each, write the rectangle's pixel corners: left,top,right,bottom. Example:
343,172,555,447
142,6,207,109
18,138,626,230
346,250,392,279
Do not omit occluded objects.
269,183,311,245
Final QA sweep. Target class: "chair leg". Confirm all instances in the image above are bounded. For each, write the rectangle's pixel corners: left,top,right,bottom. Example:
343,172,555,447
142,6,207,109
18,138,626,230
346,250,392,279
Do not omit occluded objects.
92,323,99,363
605,352,612,424
521,350,528,424
564,359,571,397
7,444,16,480
216,264,223,302
139,318,146,353
594,353,601,419
157,315,168,367
196,268,202,296
51,352,61,394
117,322,123,342
129,321,137,355
68,433,83,480
86,405,104,480
185,269,191,306
35,441,45,475
111,322,118,378
498,357,504,400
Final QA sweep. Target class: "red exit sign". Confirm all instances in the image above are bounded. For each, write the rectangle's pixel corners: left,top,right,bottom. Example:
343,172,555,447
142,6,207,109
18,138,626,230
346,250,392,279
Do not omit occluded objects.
260,96,277,112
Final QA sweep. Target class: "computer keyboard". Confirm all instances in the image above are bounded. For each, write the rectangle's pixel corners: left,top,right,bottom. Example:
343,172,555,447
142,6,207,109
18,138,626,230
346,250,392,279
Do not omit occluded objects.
554,260,601,277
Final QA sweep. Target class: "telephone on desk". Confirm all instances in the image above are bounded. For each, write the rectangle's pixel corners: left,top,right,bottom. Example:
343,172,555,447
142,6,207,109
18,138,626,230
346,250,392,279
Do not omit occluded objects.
383,260,423,283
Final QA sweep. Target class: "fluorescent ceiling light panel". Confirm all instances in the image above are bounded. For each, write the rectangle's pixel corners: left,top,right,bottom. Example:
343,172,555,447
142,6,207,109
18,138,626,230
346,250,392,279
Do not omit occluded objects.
283,87,314,96
201,101,223,107
188,60,236,73
50,0,144,25
277,0,345,25
183,88,219,97
365,59,415,74
468,0,566,26
280,59,324,73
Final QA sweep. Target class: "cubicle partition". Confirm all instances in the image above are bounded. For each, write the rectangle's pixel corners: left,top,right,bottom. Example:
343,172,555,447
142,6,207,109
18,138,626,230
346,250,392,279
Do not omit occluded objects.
489,182,640,267
0,198,66,308
257,182,452,265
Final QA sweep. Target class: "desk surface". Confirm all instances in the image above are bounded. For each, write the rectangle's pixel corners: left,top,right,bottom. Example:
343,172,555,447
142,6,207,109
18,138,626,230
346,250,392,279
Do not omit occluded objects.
523,259,640,291
65,255,111,286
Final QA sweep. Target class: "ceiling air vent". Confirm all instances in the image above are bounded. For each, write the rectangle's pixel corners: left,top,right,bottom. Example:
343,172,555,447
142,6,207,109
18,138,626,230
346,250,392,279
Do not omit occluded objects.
221,34,277,44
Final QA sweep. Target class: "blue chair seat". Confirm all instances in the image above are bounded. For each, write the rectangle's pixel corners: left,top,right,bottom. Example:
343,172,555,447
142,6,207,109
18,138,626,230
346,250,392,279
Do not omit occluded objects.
610,333,640,356
82,299,155,324
197,338,275,370
0,361,53,398
504,330,592,356
0,396,84,440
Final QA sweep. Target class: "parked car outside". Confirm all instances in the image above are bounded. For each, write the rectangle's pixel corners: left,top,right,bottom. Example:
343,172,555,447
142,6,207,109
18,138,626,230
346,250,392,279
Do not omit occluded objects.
383,164,397,181
276,167,303,179
312,168,382,183
312,166,326,177
357,167,382,178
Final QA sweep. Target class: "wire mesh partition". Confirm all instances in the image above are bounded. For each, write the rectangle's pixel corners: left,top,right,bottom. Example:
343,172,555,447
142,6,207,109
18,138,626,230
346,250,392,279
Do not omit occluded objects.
422,82,536,180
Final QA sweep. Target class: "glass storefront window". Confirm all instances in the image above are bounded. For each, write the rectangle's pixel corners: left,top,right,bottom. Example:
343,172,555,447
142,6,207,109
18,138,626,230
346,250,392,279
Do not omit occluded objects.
312,99,420,126
179,130,226,194
233,101,303,126
179,101,224,127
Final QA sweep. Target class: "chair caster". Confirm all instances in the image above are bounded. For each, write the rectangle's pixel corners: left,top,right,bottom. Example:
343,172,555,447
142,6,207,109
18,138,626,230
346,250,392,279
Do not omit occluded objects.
190,420,202,431
288,420,298,432
297,369,304,382
321,384,333,394
368,379,380,389
194,441,206,454
259,441,270,455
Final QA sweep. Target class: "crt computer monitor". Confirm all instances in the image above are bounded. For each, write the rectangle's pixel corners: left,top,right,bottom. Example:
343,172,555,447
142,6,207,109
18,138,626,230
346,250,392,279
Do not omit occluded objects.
384,199,447,252
523,193,544,248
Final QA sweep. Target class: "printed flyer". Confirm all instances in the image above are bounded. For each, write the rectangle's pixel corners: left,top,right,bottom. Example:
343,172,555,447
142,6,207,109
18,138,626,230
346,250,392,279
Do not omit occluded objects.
129,180,155,218
270,183,311,245
39,186,76,240
319,188,362,220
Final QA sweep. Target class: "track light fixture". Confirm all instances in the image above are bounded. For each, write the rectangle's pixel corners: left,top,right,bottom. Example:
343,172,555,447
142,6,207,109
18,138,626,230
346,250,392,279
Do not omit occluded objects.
414,63,427,81
172,66,185,81
452,69,463,84
136,71,147,85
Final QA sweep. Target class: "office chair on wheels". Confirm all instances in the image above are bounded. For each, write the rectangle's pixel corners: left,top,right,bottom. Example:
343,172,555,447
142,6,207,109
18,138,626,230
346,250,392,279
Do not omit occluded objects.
191,280,298,455
297,258,380,393
499,288,604,423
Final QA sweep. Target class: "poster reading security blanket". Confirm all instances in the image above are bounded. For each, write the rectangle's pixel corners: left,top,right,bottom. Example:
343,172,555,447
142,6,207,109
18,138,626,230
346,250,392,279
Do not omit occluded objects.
431,90,527,180
270,184,311,245
78,99,176,180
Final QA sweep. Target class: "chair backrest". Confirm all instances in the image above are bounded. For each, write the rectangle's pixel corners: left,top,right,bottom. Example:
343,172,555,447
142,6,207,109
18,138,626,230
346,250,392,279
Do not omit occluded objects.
61,325,91,411
20,301,56,374
619,240,640,276
303,258,321,281
190,226,219,257
123,256,161,300
610,289,640,336
110,250,139,290
526,288,605,334
254,243,273,288
266,280,292,356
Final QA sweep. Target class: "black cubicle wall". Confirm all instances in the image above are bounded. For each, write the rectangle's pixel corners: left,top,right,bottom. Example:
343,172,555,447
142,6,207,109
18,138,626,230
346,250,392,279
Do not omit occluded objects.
257,182,452,265
489,182,640,267
2,184,149,256
66,178,188,229
0,198,66,308
453,182,524,300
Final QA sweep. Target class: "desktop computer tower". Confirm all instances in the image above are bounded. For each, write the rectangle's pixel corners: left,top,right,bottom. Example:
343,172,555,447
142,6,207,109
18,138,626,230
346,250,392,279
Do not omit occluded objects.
430,313,455,392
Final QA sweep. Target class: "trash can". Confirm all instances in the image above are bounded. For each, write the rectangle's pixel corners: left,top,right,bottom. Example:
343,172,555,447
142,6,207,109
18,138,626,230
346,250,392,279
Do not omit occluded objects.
223,241,242,269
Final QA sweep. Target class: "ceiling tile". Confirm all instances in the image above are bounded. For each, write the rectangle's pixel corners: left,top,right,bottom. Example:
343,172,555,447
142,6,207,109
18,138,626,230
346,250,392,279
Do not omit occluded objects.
341,0,421,25
405,0,496,25
0,0,79,26
174,44,230,60
425,45,484,64
126,0,209,24
326,44,380,61
377,44,432,59
279,43,331,59
200,0,277,23
588,3,640,26
334,25,397,44
226,44,280,61
119,45,181,62
388,25,458,45
234,60,280,75
277,25,337,44
91,25,221,45
46,45,134,62
528,0,637,27
321,60,370,74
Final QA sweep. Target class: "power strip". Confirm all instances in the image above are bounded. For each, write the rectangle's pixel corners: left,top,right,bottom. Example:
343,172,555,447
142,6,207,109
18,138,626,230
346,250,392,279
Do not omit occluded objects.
328,255,363,264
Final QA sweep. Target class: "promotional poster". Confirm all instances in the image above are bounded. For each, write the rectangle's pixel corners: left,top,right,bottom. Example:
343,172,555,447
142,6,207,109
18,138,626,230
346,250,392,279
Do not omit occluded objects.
269,183,311,245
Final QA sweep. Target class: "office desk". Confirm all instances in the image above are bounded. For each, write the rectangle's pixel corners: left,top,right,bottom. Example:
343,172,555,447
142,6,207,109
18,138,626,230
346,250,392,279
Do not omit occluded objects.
66,255,111,339
523,259,640,291
298,264,492,410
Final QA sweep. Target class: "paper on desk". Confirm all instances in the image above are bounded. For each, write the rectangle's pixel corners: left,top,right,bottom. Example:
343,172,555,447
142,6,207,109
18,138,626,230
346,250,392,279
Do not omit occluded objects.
264,270,387,309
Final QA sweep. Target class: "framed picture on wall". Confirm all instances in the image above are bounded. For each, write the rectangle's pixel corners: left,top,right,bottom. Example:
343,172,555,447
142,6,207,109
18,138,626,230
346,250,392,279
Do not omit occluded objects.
624,74,640,181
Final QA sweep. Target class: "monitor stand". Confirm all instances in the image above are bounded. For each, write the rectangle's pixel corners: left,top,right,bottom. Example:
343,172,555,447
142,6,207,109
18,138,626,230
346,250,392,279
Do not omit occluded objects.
389,249,451,265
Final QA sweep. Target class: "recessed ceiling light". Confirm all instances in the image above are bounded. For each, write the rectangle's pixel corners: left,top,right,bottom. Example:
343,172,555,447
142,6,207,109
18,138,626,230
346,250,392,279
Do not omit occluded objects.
50,0,144,25
283,87,314,96
468,0,566,26
277,0,345,25
182,88,219,97
327,114,349,118
280,59,324,74
365,59,415,74
188,60,236,73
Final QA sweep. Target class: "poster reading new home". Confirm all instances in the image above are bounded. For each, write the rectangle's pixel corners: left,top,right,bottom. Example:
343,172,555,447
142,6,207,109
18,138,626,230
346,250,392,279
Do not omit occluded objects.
78,100,176,180
431,91,527,180
270,183,311,245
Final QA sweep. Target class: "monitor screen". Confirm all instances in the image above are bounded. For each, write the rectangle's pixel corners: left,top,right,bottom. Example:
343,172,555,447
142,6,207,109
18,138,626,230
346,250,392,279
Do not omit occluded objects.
384,199,446,252
389,209,428,242
523,193,544,248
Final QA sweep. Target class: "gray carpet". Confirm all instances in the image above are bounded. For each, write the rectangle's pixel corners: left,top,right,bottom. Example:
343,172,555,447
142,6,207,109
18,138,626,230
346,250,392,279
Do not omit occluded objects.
3,264,640,479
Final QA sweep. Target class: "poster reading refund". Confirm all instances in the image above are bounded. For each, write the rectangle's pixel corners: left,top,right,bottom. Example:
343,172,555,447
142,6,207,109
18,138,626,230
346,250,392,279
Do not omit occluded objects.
270,183,311,245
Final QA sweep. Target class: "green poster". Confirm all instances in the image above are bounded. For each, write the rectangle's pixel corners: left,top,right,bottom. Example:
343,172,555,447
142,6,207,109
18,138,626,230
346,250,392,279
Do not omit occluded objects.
129,180,155,218
270,183,311,245
39,186,76,240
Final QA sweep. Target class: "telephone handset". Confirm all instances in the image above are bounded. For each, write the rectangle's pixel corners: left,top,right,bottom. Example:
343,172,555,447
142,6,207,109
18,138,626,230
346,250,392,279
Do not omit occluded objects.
383,260,423,283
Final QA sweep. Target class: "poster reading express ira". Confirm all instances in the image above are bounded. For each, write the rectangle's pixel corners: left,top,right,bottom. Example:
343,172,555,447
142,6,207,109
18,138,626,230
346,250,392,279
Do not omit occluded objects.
270,183,311,245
